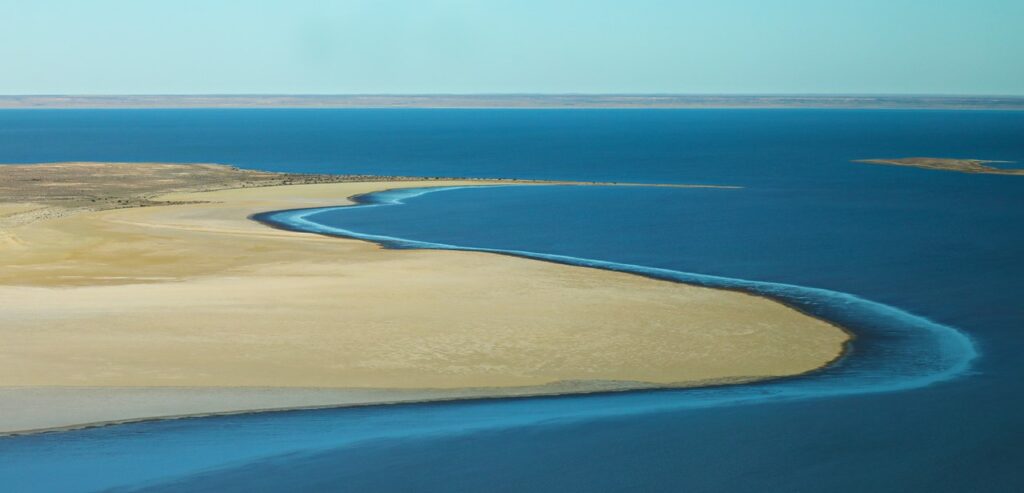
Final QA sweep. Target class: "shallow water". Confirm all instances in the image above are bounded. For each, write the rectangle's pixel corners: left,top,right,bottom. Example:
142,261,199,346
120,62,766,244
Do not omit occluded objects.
1,109,1022,492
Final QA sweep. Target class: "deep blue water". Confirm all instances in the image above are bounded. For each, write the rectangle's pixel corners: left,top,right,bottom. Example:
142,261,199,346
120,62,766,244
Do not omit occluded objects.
3,108,1024,185
1,109,1023,492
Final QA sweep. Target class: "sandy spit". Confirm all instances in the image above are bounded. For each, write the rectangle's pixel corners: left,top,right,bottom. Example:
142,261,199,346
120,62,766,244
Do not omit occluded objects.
0,179,848,434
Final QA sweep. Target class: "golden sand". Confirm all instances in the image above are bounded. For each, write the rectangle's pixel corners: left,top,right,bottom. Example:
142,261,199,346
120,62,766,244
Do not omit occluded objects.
0,179,848,432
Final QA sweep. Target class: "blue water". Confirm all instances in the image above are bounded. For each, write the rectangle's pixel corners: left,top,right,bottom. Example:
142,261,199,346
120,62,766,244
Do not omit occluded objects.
1,110,1023,492
3,108,1024,185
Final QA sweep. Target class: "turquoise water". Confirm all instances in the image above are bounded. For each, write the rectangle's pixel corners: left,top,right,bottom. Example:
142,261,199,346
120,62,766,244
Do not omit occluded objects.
0,110,1022,492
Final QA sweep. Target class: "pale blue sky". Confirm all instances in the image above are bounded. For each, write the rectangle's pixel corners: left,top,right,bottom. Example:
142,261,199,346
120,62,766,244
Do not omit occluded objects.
1,0,1021,95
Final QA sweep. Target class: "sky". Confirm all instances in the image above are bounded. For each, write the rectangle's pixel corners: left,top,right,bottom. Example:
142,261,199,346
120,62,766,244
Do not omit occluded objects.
1,0,1022,95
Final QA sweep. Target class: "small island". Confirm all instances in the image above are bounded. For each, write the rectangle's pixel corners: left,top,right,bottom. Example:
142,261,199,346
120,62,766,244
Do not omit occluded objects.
854,157,1023,175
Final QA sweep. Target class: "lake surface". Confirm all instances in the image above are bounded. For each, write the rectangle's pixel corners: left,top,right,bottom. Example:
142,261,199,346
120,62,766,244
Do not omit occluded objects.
1,109,1022,492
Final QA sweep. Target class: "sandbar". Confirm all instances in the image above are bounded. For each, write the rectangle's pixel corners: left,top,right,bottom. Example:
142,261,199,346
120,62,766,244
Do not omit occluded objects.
0,163,848,434
855,157,1023,175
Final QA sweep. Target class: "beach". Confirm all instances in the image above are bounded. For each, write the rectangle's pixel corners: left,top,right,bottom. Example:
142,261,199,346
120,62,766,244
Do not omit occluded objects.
0,164,849,434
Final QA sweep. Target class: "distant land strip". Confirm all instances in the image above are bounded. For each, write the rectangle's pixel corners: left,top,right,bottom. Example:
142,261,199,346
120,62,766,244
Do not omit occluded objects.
0,162,739,229
2,94,1024,110
854,157,1024,175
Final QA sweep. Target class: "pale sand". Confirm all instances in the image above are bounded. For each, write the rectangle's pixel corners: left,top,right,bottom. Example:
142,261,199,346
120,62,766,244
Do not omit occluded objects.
0,384,660,435
0,181,849,434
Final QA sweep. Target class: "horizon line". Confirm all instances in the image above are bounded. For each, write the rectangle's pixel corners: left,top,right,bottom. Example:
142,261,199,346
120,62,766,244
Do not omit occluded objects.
2,93,1023,110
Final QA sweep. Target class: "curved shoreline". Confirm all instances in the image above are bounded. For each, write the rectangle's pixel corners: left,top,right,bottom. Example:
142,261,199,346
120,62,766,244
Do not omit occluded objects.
261,184,855,344
1,179,849,435
0,181,978,437
1,182,978,444
256,184,978,397
253,185,855,378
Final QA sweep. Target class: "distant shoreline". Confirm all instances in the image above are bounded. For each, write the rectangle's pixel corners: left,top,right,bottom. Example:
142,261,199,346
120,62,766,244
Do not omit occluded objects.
855,157,1024,176
2,94,1024,110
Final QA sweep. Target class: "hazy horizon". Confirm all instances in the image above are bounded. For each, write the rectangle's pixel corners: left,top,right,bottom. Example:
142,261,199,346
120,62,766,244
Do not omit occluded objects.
3,93,1023,110
5,92,1024,96
2,1,1022,96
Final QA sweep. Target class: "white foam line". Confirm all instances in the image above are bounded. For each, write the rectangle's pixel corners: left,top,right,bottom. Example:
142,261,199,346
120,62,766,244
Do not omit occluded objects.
263,185,979,400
